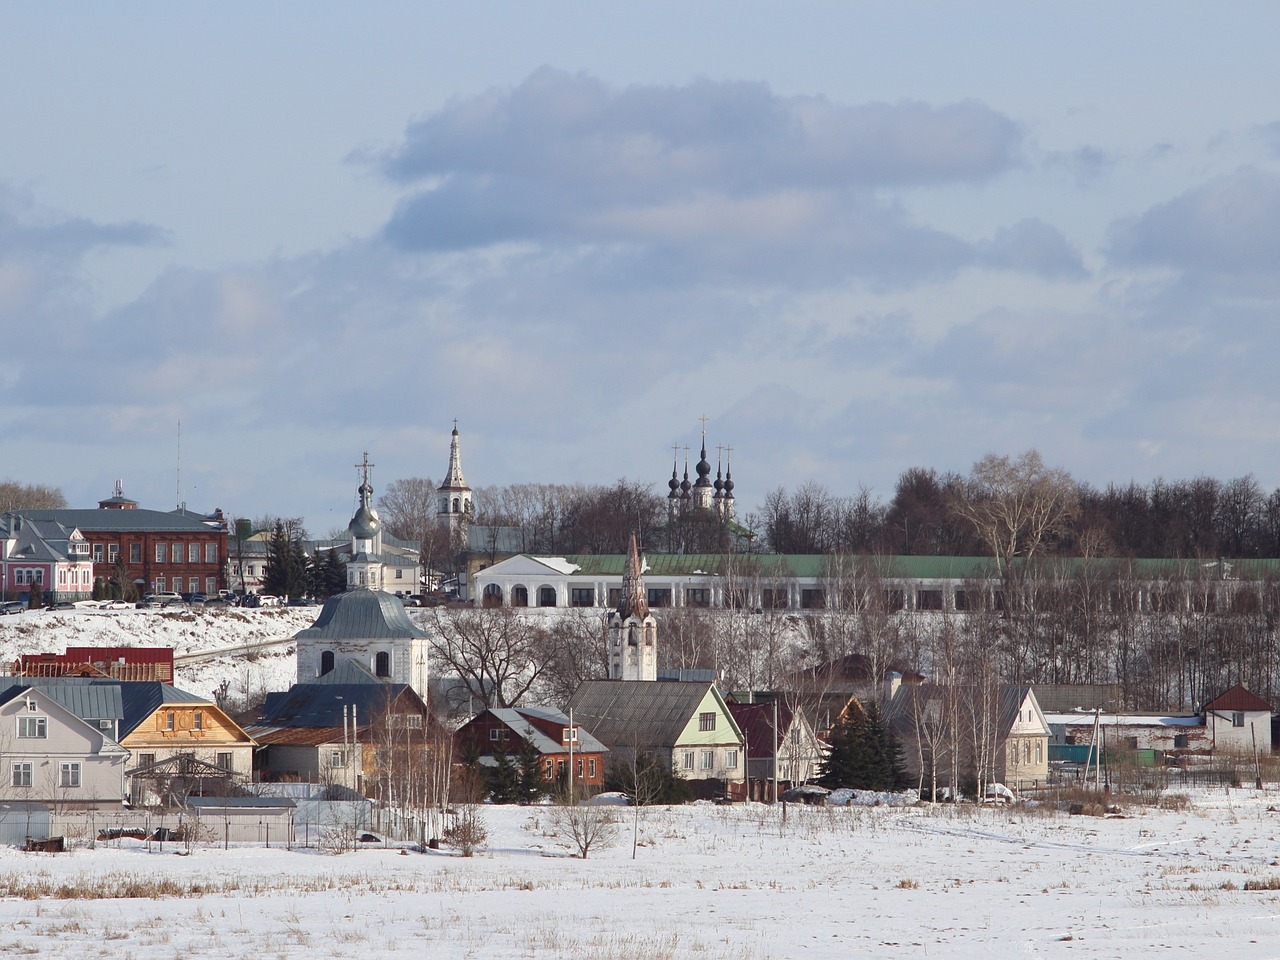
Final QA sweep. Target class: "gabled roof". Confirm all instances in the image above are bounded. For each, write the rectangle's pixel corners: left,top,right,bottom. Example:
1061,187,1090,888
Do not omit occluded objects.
567,680,742,750
479,706,608,756
885,684,1048,739
728,702,796,759
1204,684,1272,714
0,677,124,722
294,589,427,641
118,682,213,737
0,685,129,756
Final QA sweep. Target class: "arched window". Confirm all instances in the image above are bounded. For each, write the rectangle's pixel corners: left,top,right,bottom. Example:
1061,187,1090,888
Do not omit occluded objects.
512,585,529,607
320,651,335,676
452,497,460,513
537,586,557,607
482,584,503,608
375,651,391,678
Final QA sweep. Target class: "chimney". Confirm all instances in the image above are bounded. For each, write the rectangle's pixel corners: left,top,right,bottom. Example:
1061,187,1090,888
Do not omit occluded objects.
884,671,902,704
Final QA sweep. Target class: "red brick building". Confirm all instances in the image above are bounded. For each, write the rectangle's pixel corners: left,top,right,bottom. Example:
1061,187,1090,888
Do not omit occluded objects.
455,706,609,789
17,484,229,598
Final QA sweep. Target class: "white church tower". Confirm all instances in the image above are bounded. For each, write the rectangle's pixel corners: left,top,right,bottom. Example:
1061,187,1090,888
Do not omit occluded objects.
608,535,658,681
436,422,473,547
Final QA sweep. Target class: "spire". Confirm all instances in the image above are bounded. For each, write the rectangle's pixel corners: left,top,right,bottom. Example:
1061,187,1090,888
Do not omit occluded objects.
713,445,724,500
680,447,691,499
667,443,680,499
349,452,380,540
440,421,468,491
618,534,650,619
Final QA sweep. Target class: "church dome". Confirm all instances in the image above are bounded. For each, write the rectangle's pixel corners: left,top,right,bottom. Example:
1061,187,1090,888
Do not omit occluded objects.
349,481,380,539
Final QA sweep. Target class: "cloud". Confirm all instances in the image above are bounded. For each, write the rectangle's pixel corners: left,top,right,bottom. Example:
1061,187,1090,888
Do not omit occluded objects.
1107,167,1280,290
375,69,1023,288
979,218,1087,280
0,185,166,262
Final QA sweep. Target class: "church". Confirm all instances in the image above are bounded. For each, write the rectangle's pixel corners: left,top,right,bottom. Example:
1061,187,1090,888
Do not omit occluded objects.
293,457,431,700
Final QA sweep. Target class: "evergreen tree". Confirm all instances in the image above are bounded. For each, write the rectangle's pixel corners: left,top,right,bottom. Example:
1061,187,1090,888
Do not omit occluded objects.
514,737,548,804
484,752,520,804
308,548,347,599
818,704,907,792
605,752,694,805
262,521,307,598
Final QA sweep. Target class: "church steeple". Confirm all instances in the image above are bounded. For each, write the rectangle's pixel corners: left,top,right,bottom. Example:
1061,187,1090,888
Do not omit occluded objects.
436,421,473,545
347,452,384,591
608,534,657,681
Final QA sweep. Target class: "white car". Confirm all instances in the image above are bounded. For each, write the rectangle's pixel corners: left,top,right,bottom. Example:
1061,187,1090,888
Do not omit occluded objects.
101,599,133,610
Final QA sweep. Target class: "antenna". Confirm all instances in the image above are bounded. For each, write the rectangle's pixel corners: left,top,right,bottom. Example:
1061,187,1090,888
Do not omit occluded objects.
176,419,182,511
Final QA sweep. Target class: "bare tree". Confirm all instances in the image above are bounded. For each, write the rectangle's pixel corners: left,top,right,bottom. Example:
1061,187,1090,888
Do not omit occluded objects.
951,451,1077,579
378,477,437,544
545,789,619,859
0,481,67,511
428,606,550,708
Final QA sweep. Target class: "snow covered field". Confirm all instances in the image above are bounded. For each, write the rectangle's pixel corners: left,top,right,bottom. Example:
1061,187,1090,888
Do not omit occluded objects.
2,795,1280,959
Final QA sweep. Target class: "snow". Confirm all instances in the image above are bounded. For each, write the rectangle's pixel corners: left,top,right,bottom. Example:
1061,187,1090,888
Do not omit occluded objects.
0,607,315,705
5,612,1280,956
2,794,1280,957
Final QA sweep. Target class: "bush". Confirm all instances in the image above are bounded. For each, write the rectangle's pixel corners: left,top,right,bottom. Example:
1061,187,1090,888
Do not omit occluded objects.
443,805,488,857
545,790,619,859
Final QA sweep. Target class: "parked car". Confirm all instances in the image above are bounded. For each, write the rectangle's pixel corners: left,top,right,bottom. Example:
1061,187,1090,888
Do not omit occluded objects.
1,600,25,615
45,600,75,611
140,592,183,607
101,599,134,610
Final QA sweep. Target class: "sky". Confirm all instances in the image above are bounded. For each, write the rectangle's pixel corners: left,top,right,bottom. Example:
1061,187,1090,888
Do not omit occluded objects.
3,3,1279,535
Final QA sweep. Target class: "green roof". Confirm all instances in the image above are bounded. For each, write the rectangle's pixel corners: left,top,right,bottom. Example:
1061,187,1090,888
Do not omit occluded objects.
534,553,1280,581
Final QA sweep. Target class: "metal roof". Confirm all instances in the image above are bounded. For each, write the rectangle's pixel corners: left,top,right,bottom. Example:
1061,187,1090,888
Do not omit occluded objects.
1,677,124,721
294,589,427,642
527,553,1280,581
484,706,608,755
259,680,419,728
14,508,222,533
567,680,740,750
118,682,212,737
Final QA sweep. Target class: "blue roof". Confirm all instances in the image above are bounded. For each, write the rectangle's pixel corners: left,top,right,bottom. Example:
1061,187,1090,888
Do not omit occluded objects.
294,589,427,641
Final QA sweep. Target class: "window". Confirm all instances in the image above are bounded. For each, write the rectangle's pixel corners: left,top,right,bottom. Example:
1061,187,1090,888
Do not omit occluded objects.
953,589,970,611
682,750,694,770
883,589,905,612
1173,734,1189,749
699,712,716,732
189,544,200,563
700,750,715,771
140,753,155,768
686,588,710,607
172,577,183,593
588,758,596,779
92,544,104,563
216,753,233,771
1233,712,1245,728
512,586,529,607
562,726,578,743
489,728,507,741
395,569,403,580
1035,741,1043,764
570,587,595,607
576,758,584,779
727,589,749,610
129,543,142,563
375,651,391,678
206,577,217,594
156,543,167,563
59,762,81,788
11,762,32,788
801,589,826,610
109,543,119,562
193,711,203,731
917,589,943,611
330,751,347,768
607,588,622,608
762,588,788,609
647,588,672,608
165,712,176,731
155,577,166,592
725,749,738,770
205,543,217,563
537,586,557,607
320,651,335,675
17,716,47,739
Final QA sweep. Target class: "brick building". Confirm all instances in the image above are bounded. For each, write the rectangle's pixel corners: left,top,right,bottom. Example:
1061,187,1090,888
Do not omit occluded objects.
16,483,229,598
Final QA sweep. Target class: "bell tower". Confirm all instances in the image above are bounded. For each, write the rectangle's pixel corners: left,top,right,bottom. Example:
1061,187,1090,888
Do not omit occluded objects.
607,535,658,681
